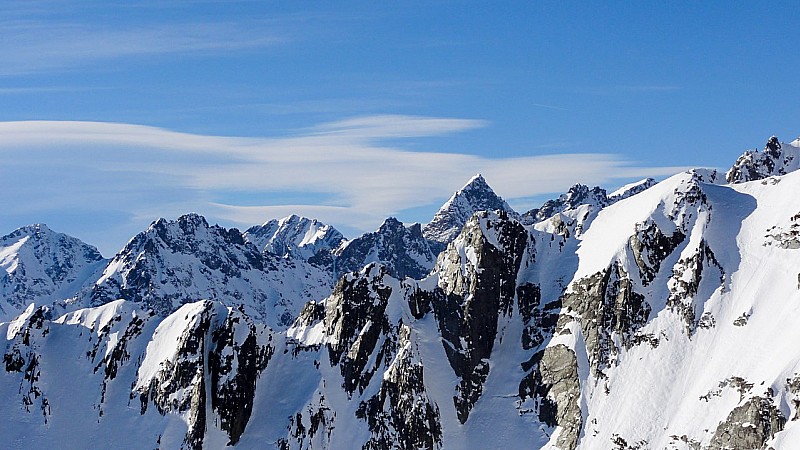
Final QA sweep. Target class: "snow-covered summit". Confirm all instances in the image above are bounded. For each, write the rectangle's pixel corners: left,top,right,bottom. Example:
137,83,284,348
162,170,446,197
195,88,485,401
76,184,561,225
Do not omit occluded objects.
85,213,332,328
423,174,519,244
0,224,107,320
244,214,344,261
726,135,800,183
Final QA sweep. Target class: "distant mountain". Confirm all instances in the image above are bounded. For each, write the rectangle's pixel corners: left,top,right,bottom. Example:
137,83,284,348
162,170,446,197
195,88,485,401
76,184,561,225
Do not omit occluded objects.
423,174,519,245
84,213,332,329
334,217,437,280
244,214,344,262
0,224,107,320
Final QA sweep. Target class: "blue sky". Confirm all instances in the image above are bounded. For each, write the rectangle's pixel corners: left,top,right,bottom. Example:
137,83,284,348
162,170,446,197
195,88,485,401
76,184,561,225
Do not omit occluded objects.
1,1,799,255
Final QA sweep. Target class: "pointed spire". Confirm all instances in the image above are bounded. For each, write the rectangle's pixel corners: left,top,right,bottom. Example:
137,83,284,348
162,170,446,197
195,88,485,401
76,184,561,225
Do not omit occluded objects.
423,174,518,244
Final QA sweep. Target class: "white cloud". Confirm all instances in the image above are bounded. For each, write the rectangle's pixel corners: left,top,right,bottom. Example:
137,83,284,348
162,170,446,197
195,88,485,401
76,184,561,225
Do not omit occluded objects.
0,116,692,254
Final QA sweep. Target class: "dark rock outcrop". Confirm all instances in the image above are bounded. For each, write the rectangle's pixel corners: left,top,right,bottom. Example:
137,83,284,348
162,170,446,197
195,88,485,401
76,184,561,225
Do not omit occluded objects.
334,218,437,281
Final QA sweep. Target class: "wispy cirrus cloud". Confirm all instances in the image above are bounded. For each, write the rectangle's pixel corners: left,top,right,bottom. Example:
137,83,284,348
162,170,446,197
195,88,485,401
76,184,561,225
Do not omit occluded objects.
575,85,682,96
0,115,690,254
0,21,285,75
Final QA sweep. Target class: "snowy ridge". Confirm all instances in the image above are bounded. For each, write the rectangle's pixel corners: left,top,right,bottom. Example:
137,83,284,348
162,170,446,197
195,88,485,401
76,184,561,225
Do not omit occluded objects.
0,299,273,449
85,213,332,329
244,214,344,262
607,177,657,202
521,184,609,227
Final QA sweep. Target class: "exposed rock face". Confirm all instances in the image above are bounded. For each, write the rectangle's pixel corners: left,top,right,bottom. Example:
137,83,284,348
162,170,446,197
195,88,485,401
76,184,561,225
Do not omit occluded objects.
135,302,217,449
1,299,275,449
727,136,800,183
1,304,53,423
86,213,331,329
284,264,446,450
358,324,443,450
629,220,686,286
539,345,583,450
135,301,274,448
607,178,657,203
433,210,532,422
561,263,649,376
423,174,519,245
244,215,344,264
0,224,108,319
765,211,800,249
522,184,609,226
324,264,395,394
709,395,786,450
209,308,274,444
334,218,437,280
282,211,544,448
666,239,724,334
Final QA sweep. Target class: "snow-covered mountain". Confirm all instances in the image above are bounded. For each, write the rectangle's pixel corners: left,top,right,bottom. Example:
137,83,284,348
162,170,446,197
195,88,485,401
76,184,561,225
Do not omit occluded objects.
333,217,437,280
4,135,800,449
0,224,107,320
422,174,519,245
244,215,344,262
84,213,332,329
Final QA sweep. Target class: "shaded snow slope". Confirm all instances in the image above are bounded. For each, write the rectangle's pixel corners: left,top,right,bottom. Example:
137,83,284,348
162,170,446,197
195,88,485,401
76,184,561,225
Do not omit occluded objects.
0,224,107,320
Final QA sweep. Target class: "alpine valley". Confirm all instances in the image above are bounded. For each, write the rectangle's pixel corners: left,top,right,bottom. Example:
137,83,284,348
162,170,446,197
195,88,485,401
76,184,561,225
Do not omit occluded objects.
4,136,800,450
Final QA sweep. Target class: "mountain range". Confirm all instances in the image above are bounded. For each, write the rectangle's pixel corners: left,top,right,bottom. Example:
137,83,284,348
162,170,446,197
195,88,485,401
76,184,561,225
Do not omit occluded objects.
2,135,800,449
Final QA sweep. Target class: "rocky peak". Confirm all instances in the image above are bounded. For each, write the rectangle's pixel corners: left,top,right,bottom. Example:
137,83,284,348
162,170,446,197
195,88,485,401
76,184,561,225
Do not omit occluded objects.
244,214,344,262
423,174,519,244
86,214,332,328
334,217,436,280
0,224,107,319
377,216,405,234
726,135,800,183
522,184,609,226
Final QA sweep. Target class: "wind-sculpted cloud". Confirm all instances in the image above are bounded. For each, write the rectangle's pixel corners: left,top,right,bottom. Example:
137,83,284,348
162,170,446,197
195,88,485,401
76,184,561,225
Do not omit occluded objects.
0,116,690,254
